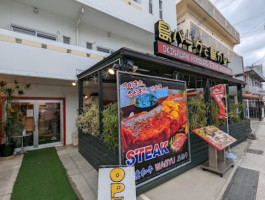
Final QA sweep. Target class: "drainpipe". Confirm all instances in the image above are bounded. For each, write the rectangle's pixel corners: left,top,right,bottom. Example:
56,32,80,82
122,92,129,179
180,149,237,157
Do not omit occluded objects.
75,7,85,46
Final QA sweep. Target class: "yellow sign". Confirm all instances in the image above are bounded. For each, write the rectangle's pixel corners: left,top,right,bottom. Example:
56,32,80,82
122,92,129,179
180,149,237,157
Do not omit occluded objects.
98,166,136,200
155,20,231,65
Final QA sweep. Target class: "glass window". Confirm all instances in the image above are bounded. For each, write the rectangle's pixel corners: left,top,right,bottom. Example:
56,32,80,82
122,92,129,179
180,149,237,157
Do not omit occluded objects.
10,102,34,147
63,36,71,44
159,0,163,19
97,46,111,53
149,0,153,14
86,42,93,49
38,103,61,144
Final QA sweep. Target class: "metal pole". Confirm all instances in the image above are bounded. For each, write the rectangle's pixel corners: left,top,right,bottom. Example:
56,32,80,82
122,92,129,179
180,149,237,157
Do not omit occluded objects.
247,99,249,119
225,84,229,135
78,79,83,136
204,79,212,125
78,79,83,114
237,84,244,119
98,70,103,135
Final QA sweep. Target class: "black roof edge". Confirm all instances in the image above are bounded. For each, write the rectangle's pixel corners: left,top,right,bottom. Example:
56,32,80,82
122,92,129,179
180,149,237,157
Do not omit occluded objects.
78,47,245,86
77,48,124,80
120,48,245,85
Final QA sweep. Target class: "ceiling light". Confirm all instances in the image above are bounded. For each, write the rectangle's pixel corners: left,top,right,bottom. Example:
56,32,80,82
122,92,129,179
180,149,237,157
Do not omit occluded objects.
84,95,88,99
72,81,77,86
108,68,115,75
108,63,120,75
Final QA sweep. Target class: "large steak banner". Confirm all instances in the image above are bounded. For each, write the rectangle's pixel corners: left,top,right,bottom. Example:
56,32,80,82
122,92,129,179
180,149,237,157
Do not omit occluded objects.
117,72,191,186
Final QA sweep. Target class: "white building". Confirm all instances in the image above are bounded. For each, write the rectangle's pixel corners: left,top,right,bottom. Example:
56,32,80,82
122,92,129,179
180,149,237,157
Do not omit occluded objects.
0,0,177,147
243,65,265,119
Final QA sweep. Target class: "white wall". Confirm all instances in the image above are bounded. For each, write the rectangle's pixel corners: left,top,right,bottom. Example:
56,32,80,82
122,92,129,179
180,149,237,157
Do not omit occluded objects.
78,23,153,54
76,0,177,33
0,0,175,52
0,37,102,80
0,0,77,44
0,0,168,81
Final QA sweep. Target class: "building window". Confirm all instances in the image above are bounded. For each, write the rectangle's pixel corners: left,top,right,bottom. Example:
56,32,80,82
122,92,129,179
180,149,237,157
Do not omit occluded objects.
11,24,35,36
10,24,57,41
63,36,71,44
36,32,57,41
86,42,93,50
159,0,163,19
97,46,111,54
15,38,22,44
41,44,47,49
149,0,153,14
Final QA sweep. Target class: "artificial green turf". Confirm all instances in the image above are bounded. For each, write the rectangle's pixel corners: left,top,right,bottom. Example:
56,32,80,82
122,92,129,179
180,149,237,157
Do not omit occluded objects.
11,148,78,200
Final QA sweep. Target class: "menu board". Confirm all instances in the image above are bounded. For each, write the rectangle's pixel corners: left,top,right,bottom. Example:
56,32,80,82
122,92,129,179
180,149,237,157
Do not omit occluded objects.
193,126,237,151
117,72,191,186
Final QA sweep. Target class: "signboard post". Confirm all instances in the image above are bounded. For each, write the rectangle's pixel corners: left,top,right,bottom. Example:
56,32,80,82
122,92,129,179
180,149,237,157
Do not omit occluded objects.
117,72,191,186
98,166,136,200
193,126,237,176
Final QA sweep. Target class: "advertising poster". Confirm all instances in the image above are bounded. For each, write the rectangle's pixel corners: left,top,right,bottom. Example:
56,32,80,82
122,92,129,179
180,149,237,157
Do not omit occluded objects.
193,126,237,151
117,72,191,186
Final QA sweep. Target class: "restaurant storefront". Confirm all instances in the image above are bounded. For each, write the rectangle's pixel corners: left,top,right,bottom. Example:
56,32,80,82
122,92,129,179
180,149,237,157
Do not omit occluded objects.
76,20,246,194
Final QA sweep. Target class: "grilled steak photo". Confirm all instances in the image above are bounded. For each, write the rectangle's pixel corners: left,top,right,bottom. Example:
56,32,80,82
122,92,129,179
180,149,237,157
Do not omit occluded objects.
121,93,187,153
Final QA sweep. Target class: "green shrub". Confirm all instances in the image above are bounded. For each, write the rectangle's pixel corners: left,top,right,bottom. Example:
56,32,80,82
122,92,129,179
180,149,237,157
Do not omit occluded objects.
102,103,119,151
187,98,208,131
76,104,99,136
209,99,227,127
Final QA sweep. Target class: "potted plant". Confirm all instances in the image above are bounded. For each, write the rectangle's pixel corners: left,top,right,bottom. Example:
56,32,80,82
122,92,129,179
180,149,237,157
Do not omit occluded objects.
0,80,30,157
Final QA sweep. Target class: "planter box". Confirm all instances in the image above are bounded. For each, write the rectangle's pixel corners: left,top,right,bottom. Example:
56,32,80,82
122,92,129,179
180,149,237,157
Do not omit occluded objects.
79,133,118,170
78,121,247,195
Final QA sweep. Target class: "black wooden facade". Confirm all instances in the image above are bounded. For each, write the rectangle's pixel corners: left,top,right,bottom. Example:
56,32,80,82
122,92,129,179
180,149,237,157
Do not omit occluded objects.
79,121,247,195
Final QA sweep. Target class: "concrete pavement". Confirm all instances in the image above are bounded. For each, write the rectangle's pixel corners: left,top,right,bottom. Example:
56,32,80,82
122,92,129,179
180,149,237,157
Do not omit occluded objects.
239,119,265,200
56,120,256,200
0,119,262,200
56,137,251,200
56,146,98,200
0,155,23,200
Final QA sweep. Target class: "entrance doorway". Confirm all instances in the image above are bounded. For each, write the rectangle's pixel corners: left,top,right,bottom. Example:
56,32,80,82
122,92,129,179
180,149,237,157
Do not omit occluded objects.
10,99,64,149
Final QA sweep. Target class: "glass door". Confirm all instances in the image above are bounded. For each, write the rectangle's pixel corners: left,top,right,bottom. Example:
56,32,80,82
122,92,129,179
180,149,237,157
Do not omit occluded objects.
10,100,63,148
10,102,34,148
38,102,61,145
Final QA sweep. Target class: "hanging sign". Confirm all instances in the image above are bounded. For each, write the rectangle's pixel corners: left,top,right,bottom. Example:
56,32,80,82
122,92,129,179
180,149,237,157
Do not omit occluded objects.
211,84,227,119
117,72,191,186
98,166,136,200
154,20,233,76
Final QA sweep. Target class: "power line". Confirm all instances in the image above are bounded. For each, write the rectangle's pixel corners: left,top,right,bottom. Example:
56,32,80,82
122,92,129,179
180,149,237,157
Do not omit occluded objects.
233,15,264,26
252,54,265,66
240,18,265,42
218,0,237,11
